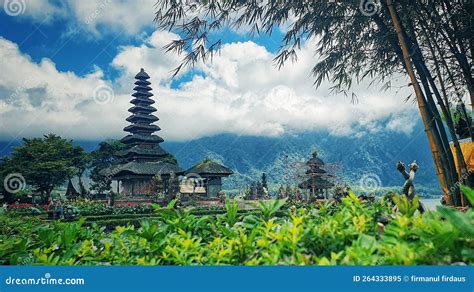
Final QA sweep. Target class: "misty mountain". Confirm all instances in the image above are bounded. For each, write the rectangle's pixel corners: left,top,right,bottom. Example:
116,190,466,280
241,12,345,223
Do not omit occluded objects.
0,120,439,191
162,122,438,190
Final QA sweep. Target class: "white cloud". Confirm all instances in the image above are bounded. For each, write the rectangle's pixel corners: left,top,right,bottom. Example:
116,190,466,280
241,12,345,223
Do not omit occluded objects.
386,111,419,135
1,0,155,37
1,0,294,39
0,31,419,142
0,0,65,22
112,30,185,87
65,0,155,37
0,36,127,141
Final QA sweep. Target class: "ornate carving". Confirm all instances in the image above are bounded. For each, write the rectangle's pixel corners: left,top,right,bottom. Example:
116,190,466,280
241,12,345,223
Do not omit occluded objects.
396,160,425,213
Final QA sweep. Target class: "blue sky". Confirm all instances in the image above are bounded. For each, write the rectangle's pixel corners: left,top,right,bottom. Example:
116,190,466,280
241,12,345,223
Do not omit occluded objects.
0,6,283,82
0,0,417,142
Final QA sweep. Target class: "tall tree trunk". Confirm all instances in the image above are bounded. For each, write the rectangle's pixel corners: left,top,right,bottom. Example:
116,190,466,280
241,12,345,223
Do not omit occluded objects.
404,8,466,206
386,0,452,203
426,38,469,205
431,38,474,141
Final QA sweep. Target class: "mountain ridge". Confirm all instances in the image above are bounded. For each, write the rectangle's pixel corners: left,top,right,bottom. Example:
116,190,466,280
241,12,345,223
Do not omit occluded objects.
0,121,439,191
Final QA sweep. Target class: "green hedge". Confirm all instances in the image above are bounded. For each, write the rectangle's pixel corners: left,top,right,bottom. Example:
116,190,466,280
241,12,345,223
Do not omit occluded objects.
72,208,262,224
1,193,474,265
83,218,154,230
82,213,158,222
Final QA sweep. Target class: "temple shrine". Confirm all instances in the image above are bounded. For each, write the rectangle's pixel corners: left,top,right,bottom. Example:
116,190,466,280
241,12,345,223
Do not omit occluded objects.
104,69,233,198
298,151,335,199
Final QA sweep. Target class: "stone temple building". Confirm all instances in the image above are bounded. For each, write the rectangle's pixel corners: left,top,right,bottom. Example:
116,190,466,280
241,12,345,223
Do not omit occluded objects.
103,68,232,198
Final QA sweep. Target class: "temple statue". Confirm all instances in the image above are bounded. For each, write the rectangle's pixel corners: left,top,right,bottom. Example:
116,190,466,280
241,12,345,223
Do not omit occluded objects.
396,160,425,213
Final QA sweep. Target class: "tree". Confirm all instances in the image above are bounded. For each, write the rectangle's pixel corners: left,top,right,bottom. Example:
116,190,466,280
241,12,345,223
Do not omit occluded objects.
277,184,285,199
256,181,263,199
90,140,126,194
0,157,16,203
0,134,85,201
261,173,268,190
71,147,91,197
163,153,179,165
154,0,473,206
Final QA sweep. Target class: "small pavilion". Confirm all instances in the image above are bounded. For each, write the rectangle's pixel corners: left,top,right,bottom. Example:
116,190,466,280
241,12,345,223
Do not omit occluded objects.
298,151,334,199
183,159,234,198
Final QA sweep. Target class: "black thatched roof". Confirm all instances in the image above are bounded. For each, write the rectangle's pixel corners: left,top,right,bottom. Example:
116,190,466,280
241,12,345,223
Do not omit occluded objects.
132,91,153,98
298,177,334,189
115,145,169,157
135,79,151,86
133,85,152,91
124,124,161,133
186,159,233,176
110,68,179,181
304,151,328,174
307,152,325,167
306,168,326,174
135,68,150,79
126,114,159,123
130,97,155,105
121,134,164,144
128,105,157,113
103,161,183,177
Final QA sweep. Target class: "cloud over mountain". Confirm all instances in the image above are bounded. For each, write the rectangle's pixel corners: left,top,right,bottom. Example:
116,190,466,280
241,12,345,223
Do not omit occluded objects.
0,29,419,142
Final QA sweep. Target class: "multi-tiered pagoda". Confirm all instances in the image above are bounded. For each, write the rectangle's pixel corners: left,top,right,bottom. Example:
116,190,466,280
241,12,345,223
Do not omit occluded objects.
298,151,334,199
106,68,183,196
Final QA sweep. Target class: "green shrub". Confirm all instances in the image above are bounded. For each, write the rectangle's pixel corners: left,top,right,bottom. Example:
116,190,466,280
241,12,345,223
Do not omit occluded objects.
0,190,473,266
71,201,155,216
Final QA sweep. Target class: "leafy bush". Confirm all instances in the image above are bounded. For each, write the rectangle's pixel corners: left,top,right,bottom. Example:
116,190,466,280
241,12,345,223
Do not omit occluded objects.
0,191,473,265
72,201,154,216
6,203,46,216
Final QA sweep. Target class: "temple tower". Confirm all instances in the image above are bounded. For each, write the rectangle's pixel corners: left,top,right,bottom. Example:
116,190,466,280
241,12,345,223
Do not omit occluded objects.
106,69,183,197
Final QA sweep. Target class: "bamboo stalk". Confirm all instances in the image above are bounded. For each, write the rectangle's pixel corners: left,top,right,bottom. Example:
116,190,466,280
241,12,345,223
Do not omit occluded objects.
386,0,451,203
424,46,468,206
406,10,466,206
